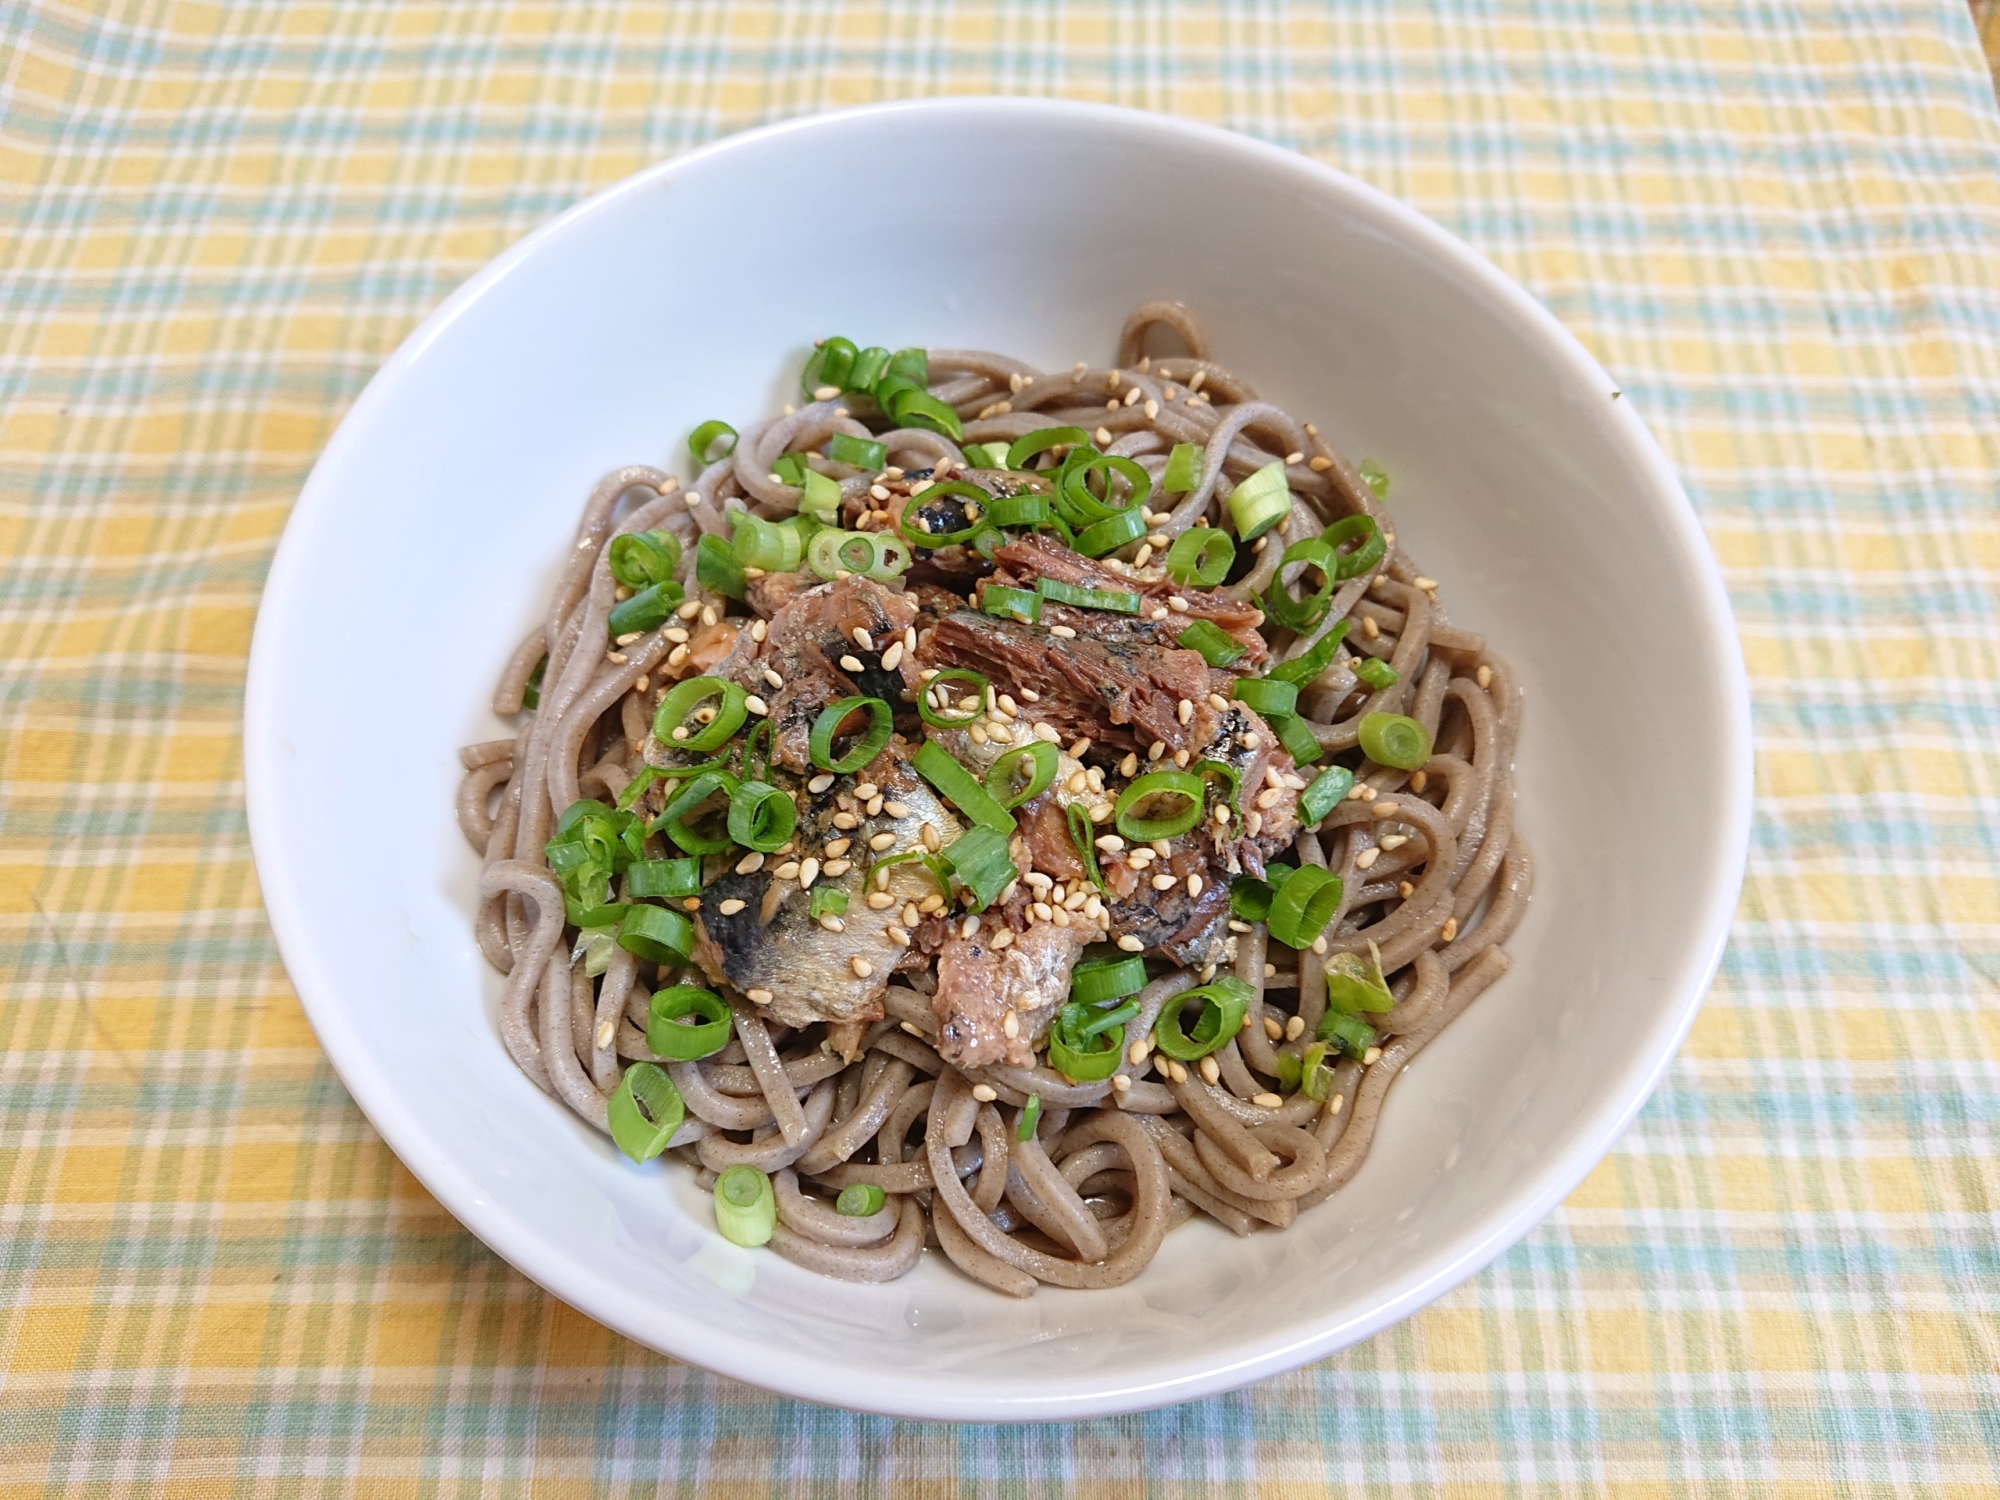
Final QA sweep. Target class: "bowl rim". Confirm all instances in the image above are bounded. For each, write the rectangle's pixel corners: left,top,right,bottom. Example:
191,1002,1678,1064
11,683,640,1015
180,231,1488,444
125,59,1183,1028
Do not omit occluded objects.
245,94,1753,1420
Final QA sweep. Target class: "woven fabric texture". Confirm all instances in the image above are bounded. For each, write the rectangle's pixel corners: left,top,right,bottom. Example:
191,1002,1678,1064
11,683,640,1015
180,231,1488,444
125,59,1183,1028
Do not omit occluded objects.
4,1,2000,1492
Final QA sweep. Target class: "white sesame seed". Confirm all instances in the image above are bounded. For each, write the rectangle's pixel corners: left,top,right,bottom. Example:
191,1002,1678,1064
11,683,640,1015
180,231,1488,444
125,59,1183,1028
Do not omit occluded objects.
1355,847,1381,870
750,619,768,642
1441,917,1459,942
1050,625,1077,639
1095,426,1113,445
1311,935,1329,955
969,724,988,745
824,837,852,857
1246,810,1263,837
1373,800,1400,816
840,654,864,673
808,773,835,795
701,605,718,627
1253,1092,1283,1109
1095,834,1125,853
1414,577,1438,592
1187,874,1203,898
1151,873,1176,891
744,988,774,1005
1285,1014,1307,1042
677,599,702,620
1255,787,1281,810
744,695,768,716
853,627,874,650
1199,1056,1221,1085
1117,934,1145,952
606,651,628,665
884,800,909,818
1379,833,1409,850
881,641,905,671
735,852,765,875
842,956,869,979
971,1083,999,1103
799,857,821,888
763,668,784,690
887,926,910,946
1003,1011,1020,1039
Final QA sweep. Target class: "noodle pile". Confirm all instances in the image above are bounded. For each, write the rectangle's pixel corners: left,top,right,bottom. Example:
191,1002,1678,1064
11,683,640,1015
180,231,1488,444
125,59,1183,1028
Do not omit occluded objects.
457,303,1530,1292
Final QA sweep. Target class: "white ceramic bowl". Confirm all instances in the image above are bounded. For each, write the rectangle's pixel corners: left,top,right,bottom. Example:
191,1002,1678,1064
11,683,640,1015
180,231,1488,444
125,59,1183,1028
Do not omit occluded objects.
245,98,1750,1420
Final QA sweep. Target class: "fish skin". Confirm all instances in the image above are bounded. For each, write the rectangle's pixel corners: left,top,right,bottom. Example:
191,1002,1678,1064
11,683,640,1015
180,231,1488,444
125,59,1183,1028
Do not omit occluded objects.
689,746,960,1029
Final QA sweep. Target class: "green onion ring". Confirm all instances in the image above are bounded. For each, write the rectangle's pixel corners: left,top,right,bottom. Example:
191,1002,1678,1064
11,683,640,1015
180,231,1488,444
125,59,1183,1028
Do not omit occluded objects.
916,667,989,729
713,1164,776,1247
1263,537,1336,632
1058,453,1150,526
727,780,797,852
1230,676,1299,719
912,739,1016,835
1164,527,1235,588
1047,1003,1125,1082
1150,977,1254,1061
808,697,893,774
836,1183,887,1217
1267,865,1344,949
616,904,696,966
898,479,990,547
1357,712,1433,771
646,985,733,1061
651,769,740,855
1323,514,1386,579
1113,768,1206,842
652,676,748,753
608,1062,685,1162
1005,426,1089,471
985,740,1059,810
688,420,737,466
1069,954,1146,1005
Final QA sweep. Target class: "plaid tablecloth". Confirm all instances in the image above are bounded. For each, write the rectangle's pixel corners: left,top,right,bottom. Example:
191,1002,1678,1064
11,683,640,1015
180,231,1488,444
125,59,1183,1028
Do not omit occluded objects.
6,2,2000,1491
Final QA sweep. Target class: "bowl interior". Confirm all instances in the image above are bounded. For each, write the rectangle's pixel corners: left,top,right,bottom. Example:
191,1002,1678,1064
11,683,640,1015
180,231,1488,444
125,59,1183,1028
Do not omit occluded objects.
246,100,1746,1420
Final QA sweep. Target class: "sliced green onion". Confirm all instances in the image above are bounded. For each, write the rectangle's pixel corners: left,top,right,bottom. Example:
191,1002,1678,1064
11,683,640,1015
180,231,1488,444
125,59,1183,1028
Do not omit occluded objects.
884,346,928,390
695,533,747,600
807,527,884,580
617,903,696,966
1070,954,1146,1005
652,769,739,854
1194,758,1242,810
1037,577,1140,614
1161,442,1203,493
963,441,1014,469
885,388,963,440
1269,620,1351,687
521,656,545,710
1326,944,1395,1015
607,579,685,637
1016,1093,1042,1141
574,922,619,977
1273,710,1325,766
1079,999,1140,1037
1273,1049,1303,1094
986,740,1059,810
1165,526,1234,588
939,824,1018,910
544,798,645,910
1048,1001,1125,1081
1114,769,1205,841
688,420,737,466
801,336,859,397
654,676,748,753
1074,505,1147,557
1005,426,1089,471
608,1062,684,1162
828,432,887,470
848,345,891,393
1177,618,1246,668
609,529,683,590
1067,801,1106,893
567,898,632,930
1151,977,1253,1061
1231,676,1298,718
1299,766,1355,825
916,667,989,729
898,479,989,548
1227,461,1291,541
713,1164,776,1247
1228,865,1293,923
982,584,1041,624
647,985,733,1061
987,492,1053,528
1300,1041,1334,1101
1058,453,1150,526
1357,712,1432,771
1354,657,1399,690
1317,1009,1377,1058
1323,514,1386,579
1358,459,1390,498
731,514,804,572
914,740,1015,835
626,857,700,899
741,717,774,785
810,886,850,921
869,533,912,578
1264,538,1336,632
771,452,811,487
1267,866,1343,950
808,697,893,774
798,468,842,525
837,1183,886,1217
727,780,797,852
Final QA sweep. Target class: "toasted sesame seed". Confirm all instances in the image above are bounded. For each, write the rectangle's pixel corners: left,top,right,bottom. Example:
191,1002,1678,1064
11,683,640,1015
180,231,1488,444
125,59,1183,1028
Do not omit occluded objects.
1177,698,1194,724
1117,934,1145,952
1413,577,1438,591
701,605,718,627
750,619,769,642
969,1083,999,1103
824,857,852,877
1095,834,1125,854
773,860,801,880
823,837,852,858
1049,624,1077,639
684,897,702,912
799,857,821,888
1264,1016,1284,1040
1147,740,1167,762
1173,748,1192,768
1245,810,1263,837
1119,752,1139,777
606,651,628,665
807,773,836,795
886,926,911,946
1186,874,1203,899
1199,1056,1221,1085
1168,1060,1190,1084
1036,723,1062,743
1283,1014,1306,1043
850,956,873,979
1409,771,1429,794
1255,787,1282,810
635,675,650,693
1379,833,1409,850
1095,426,1113,445
1284,451,1304,466
839,654,865,674
1441,917,1459,942
663,627,691,645
1355,847,1381,870
593,1018,616,1051
1212,804,1231,825
1373,800,1400,816
1206,693,1229,712
969,724,988,745
1362,1046,1383,1066
734,852,766,876
831,811,859,830
1362,615,1381,640
921,825,940,852
1229,918,1251,934
1309,455,1333,472
747,988,774,1004
820,915,846,933
1240,732,1261,749
1068,736,1093,758
677,599,703,619
866,890,896,910
1003,1011,1020,1039
1253,1092,1283,1109
1399,880,1416,898
1135,544,1153,566
883,800,909,818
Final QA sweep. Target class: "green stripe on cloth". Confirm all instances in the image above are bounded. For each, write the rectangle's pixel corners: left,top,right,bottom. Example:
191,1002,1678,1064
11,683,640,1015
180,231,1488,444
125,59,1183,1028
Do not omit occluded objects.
4,1,2000,1491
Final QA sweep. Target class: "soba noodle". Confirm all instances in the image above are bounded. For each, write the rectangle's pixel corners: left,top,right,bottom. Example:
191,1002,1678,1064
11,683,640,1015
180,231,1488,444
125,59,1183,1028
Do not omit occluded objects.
457,303,1530,1293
